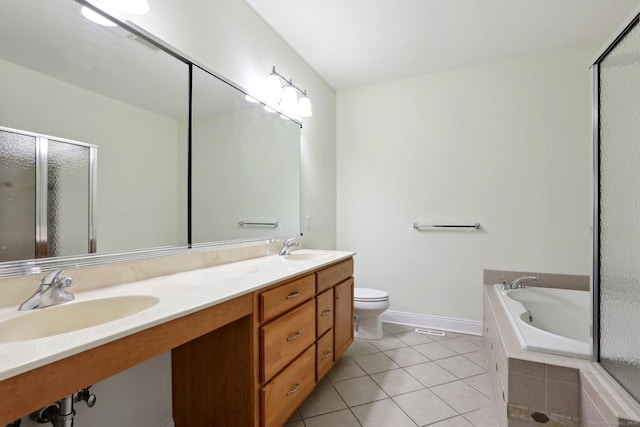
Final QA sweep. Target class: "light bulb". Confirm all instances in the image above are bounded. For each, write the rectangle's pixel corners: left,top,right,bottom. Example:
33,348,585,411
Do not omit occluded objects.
265,73,283,103
81,6,117,26
280,85,298,116
297,94,312,117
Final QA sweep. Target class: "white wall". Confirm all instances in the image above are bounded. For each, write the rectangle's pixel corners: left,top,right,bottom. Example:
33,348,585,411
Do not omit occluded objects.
337,45,595,323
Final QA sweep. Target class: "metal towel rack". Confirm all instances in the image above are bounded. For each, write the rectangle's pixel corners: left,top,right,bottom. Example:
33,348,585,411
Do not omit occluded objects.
238,221,279,228
413,223,481,230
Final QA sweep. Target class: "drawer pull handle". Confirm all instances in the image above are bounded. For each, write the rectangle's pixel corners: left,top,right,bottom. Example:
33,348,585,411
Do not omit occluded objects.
321,350,332,360
336,294,341,300
287,331,302,341
321,309,332,317
287,381,302,396
286,291,301,299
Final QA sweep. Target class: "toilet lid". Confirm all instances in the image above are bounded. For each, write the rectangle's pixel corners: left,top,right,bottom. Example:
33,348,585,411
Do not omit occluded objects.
354,288,389,302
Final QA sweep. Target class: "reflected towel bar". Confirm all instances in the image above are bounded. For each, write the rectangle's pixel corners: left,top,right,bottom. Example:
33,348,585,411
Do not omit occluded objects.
238,221,279,228
413,223,481,230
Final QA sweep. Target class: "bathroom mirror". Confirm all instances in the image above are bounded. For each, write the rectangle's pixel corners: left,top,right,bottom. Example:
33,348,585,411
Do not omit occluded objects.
191,66,301,244
0,0,301,274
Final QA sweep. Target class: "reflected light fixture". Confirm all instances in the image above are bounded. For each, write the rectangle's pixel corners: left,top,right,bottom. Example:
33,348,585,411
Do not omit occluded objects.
264,66,313,118
81,0,150,26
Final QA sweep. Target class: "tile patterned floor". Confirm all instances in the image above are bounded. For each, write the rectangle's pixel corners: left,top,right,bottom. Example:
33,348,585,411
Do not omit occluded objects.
285,323,498,427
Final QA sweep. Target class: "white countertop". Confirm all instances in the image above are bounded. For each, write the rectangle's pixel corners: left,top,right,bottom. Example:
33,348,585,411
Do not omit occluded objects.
0,249,355,382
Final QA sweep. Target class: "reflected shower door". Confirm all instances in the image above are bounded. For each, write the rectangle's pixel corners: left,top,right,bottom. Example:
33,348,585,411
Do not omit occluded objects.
0,127,95,262
0,130,36,261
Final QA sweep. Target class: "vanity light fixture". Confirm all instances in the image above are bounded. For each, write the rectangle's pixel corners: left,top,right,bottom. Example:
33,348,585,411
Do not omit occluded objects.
81,0,150,27
264,66,313,118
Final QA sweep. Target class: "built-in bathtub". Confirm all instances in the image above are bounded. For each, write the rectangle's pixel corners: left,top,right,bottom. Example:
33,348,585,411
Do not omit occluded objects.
493,284,591,359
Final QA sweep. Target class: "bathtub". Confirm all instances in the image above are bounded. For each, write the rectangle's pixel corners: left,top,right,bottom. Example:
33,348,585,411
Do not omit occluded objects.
493,284,591,358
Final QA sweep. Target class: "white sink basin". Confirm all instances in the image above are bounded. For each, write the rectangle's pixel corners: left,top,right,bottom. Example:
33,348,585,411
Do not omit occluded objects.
283,251,332,261
0,295,159,343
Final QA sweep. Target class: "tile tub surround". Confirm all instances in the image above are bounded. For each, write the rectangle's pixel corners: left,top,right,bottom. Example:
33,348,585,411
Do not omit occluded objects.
483,281,640,426
483,269,590,291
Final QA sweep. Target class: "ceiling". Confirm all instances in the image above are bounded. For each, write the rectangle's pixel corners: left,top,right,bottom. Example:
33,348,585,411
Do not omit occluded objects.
246,0,640,89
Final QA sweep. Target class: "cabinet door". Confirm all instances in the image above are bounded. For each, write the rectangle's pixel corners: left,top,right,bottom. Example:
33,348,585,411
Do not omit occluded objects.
334,277,354,360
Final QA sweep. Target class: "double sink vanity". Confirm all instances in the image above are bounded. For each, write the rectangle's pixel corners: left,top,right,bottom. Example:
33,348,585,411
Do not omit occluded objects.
0,249,355,427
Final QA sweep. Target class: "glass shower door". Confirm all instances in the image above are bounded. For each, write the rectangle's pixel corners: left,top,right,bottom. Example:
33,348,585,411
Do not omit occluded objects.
597,17,640,402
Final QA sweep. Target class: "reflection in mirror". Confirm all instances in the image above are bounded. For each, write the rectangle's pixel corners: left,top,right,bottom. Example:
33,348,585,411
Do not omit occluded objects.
191,66,301,243
0,0,189,262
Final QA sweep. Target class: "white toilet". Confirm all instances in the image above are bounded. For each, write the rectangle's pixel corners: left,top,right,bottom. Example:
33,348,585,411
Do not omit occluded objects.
354,288,390,340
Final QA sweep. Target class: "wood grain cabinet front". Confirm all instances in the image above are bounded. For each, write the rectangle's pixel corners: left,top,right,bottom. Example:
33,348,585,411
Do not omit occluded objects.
316,331,334,381
260,299,316,383
255,257,355,427
316,289,333,337
260,345,315,427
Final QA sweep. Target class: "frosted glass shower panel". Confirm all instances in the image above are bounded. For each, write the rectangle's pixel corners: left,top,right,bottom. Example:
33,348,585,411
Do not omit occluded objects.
599,19,640,401
47,139,91,257
0,131,36,261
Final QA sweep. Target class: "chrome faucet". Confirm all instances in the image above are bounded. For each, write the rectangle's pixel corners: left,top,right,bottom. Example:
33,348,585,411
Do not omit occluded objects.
279,237,299,256
19,269,75,310
509,276,537,289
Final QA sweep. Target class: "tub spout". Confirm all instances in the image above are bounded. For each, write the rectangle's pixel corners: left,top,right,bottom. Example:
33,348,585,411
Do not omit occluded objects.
510,276,537,289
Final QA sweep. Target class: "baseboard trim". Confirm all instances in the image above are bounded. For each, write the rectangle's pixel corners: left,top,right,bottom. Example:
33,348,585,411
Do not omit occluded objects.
159,419,175,427
381,310,483,336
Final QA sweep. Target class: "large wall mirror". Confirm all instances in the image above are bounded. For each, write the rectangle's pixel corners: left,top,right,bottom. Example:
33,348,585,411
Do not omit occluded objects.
0,0,301,276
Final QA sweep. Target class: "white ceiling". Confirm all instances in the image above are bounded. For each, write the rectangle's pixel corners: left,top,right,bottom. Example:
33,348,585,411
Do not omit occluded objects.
246,0,640,89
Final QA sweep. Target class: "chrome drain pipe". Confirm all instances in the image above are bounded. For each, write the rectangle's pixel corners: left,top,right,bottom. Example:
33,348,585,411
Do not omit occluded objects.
30,387,96,427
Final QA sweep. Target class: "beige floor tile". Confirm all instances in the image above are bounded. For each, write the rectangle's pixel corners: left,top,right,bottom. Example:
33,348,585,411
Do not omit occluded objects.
383,323,415,334
327,357,367,382
463,350,488,369
354,352,400,374
413,342,458,360
461,334,484,346
370,368,424,396
431,380,493,414
344,339,382,358
351,398,417,427
393,388,458,425
439,337,485,354
303,409,361,427
384,347,430,367
285,409,302,423
428,415,474,426
298,378,347,418
463,373,493,399
463,403,499,427
436,355,486,379
369,334,408,351
404,361,457,387
334,376,388,407
394,331,434,346
283,421,305,427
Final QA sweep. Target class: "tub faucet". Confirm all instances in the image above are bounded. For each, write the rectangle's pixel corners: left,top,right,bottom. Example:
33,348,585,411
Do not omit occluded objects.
279,237,299,256
19,269,75,311
510,276,537,289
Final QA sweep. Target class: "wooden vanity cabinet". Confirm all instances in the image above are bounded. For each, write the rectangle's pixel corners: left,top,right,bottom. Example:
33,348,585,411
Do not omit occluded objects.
256,258,354,427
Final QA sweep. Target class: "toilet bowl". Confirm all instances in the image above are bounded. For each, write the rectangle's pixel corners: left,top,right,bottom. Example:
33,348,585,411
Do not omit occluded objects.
354,288,390,340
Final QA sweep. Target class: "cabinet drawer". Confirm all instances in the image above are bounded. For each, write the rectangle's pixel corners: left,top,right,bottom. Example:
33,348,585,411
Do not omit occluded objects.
316,258,354,293
260,345,315,427
260,299,315,383
316,289,334,337
259,275,315,322
316,331,334,381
